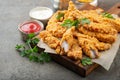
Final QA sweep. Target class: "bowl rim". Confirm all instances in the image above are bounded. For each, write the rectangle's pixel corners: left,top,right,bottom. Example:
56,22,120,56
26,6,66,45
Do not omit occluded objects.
18,20,44,34
29,6,53,20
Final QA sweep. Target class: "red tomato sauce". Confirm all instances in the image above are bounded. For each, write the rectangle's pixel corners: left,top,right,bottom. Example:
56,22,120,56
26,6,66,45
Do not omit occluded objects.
20,21,41,33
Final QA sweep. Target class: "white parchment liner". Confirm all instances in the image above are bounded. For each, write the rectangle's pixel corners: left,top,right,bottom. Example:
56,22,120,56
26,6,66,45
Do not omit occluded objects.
37,34,120,70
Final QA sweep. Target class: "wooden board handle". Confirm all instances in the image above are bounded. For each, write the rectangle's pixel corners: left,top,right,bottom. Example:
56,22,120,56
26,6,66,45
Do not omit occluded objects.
107,3,120,16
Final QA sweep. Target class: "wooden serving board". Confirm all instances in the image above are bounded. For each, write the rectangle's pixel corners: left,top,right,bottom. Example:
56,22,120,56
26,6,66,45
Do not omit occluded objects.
39,3,120,77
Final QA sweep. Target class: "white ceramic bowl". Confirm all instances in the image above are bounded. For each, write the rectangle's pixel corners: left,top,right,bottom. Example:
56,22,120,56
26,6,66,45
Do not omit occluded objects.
29,7,53,25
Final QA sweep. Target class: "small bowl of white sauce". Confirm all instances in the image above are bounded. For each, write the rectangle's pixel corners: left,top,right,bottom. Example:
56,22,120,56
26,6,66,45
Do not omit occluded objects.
29,7,53,25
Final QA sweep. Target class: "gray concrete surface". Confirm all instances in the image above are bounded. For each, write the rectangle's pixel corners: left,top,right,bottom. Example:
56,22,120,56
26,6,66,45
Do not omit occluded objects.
0,0,120,80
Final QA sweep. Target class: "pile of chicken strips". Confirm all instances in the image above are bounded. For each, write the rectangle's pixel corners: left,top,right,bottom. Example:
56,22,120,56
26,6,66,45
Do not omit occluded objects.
39,1,120,60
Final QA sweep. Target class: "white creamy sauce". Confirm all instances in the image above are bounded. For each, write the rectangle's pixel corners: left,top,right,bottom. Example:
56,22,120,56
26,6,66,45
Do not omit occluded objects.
30,7,53,20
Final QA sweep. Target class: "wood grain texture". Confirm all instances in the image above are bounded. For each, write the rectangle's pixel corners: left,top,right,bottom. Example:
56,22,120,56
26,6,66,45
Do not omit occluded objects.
107,3,120,16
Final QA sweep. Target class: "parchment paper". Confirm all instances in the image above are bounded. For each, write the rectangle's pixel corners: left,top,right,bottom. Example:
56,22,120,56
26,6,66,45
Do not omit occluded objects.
37,34,120,70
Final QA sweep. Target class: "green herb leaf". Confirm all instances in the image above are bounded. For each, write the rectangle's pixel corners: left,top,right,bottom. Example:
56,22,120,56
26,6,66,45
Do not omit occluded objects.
102,12,115,19
80,18,90,25
72,20,79,28
32,38,40,45
81,57,93,66
15,33,51,63
20,50,27,57
61,19,73,28
56,13,64,20
32,46,39,53
29,54,39,62
28,33,35,39
38,52,51,63
15,44,25,50
25,49,32,55
26,39,31,45
61,19,80,29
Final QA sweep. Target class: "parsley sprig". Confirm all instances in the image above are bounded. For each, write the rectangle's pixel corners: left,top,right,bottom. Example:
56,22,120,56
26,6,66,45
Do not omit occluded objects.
56,13,64,20
61,18,90,29
15,33,51,63
81,57,93,66
102,12,115,19
80,18,90,25
61,19,79,28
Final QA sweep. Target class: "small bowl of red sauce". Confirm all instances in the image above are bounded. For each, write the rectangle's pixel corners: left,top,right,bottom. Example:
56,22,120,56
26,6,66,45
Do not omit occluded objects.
18,20,44,41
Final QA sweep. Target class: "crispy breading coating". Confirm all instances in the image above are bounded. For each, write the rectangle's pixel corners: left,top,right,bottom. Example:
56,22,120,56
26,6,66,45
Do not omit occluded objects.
64,1,77,20
78,27,117,43
102,18,120,32
67,39,82,60
60,27,75,53
46,11,67,38
39,31,63,54
48,10,67,25
74,32,111,58
83,22,117,35
46,22,67,38
75,34,100,58
60,27,82,59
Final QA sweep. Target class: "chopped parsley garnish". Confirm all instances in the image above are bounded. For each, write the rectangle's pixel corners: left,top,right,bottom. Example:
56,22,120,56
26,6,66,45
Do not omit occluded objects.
56,13,64,20
15,33,51,63
102,12,115,19
61,18,90,29
81,57,93,66
80,18,91,25
61,19,79,28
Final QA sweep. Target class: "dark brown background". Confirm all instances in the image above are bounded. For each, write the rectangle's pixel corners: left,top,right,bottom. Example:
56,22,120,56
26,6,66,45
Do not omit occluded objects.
0,0,119,80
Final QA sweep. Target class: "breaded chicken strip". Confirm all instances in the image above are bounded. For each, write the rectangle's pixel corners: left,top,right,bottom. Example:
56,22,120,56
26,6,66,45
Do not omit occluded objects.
64,1,77,20
80,11,120,32
60,27,82,59
67,39,82,60
48,10,67,25
102,18,120,32
46,22,67,38
77,36,100,58
60,27,75,53
72,9,104,22
74,32,111,58
83,22,117,35
78,27,117,43
72,9,120,32
39,31,63,54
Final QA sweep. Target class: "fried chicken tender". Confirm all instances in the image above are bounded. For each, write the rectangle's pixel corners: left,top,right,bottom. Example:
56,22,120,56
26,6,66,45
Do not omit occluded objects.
74,32,111,58
67,39,82,60
72,9,120,32
72,9,104,22
83,22,117,35
74,33,100,58
79,11,120,32
60,27,75,53
78,27,117,43
39,31,63,54
46,22,67,38
64,1,77,20
102,18,120,32
60,27,82,59
46,10,67,38
48,10,67,25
